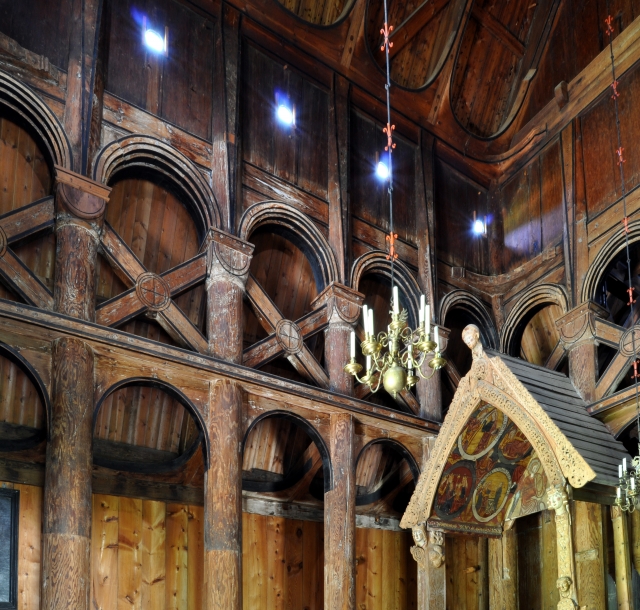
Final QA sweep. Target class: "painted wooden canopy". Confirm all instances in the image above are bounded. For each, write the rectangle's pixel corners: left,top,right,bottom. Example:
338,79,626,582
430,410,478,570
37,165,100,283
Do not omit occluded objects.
401,325,630,536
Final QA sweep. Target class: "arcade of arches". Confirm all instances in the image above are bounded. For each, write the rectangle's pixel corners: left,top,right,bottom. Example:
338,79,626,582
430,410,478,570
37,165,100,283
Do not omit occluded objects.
2,1,640,609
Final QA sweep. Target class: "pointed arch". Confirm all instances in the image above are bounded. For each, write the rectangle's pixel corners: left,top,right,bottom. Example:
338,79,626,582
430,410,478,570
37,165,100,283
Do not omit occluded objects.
501,283,569,354
0,69,71,169
351,251,421,325
93,135,220,235
239,200,339,290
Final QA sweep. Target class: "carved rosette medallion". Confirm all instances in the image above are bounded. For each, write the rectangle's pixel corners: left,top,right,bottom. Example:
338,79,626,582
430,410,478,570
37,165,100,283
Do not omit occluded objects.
0,225,8,258
136,272,170,312
620,325,640,357
276,319,303,354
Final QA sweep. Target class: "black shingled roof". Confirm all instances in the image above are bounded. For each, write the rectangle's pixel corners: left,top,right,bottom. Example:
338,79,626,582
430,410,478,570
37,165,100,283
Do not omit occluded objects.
486,350,630,488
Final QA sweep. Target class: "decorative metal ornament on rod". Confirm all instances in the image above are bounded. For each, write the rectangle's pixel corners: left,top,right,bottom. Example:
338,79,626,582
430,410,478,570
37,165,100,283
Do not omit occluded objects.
343,0,446,397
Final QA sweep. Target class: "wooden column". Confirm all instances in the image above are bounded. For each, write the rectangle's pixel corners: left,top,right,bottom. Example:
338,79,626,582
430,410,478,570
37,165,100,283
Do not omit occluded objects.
488,527,517,610
205,228,254,363
548,486,579,609
630,508,640,574
324,412,356,610
311,283,363,395
205,379,243,610
611,505,633,610
54,167,110,321
41,337,94,610
419,328,449,422
556,302,608,402
204,230,252,609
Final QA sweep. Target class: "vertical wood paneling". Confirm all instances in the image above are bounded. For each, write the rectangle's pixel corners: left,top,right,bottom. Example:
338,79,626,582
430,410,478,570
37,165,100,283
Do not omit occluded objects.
92,495,120,610
187,506,203,610
141,501,166,610
15,484,42,610
118,498,142,610
166,504,188,610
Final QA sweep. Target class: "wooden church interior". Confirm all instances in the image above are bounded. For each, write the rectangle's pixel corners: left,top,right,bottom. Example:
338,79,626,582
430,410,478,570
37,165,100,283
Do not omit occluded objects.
3,0,640,608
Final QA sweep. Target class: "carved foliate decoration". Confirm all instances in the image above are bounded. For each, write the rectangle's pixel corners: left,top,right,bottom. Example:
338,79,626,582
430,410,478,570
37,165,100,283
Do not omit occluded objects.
555,301,607,350
311,282,364,325
400,324,596,531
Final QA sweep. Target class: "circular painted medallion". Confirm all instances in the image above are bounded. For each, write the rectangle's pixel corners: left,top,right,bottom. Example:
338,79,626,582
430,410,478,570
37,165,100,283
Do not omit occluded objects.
472,468,512,523
275,319,303,354
458,404,508,460
433,461,474,520
498,425,532,463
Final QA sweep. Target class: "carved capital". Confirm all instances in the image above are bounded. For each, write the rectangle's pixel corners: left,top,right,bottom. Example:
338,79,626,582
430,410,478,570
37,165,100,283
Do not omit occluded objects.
205,228,254,291
556,301,608,350
547,486,570,516
426,528,445,568
54,165,110,221
311,282,364,326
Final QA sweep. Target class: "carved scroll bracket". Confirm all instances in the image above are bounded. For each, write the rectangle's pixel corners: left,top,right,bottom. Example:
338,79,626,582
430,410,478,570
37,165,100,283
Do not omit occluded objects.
556,301,608,350
204,227,254,292
54,165,111,221
311,282,364,326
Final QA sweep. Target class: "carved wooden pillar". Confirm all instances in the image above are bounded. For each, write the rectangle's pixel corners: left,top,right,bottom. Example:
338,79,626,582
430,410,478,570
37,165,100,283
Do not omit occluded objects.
41,337,94,610
612,505,633,610
630,508,640,575
556,302,608,403
54,167,110,321
205,228,254,363
324,412,356,610
311,283,363,395
205,379,243,610
547,486,580,609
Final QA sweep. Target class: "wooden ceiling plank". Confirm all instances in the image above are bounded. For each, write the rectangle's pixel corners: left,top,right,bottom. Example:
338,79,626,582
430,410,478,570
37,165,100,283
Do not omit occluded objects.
388,0,451,60
470,5,524,57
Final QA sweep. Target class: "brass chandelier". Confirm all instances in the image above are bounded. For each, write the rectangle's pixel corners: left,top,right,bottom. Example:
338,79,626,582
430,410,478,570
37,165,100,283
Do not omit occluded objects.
343,0,446,398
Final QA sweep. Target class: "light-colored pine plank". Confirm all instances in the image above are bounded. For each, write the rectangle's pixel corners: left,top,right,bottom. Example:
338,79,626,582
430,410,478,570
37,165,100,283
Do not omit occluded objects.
16,484,42,610
166,504,188,610
92,494,119,610
187,505,204,610
118,497,142,610
141,500,166,610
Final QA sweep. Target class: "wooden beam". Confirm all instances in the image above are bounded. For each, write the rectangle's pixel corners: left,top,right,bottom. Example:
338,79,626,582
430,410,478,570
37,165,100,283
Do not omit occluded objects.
544,339,566,370
470,5,524,57
100,223,145,285
388,0,451,60
0,197,54,242
340,0,367,69
0,250,53,309
596,352,633,400
156,302,208,354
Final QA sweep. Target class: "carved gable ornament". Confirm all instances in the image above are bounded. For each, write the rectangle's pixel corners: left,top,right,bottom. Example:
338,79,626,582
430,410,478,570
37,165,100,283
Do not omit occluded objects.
400,324,596,533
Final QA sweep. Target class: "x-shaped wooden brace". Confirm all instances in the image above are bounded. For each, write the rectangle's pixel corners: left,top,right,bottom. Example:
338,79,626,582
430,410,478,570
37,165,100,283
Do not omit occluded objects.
243,274,330,388
97,221,208,353
0,196,56,308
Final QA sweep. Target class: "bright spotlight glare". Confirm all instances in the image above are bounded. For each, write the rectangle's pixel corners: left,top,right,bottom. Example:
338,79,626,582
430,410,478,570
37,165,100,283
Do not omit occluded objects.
276,104,294,125
473,219,485,235
144,29,165,53
376,161,390,180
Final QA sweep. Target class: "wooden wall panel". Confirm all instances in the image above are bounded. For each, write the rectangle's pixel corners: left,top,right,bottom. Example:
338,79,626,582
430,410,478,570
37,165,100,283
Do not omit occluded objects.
242,43,329,201
105,0,214,139
445,536,485,610
0,0,73,69
350,110,417,247
519,303,563,366
435,159,490,274
522,0,640,127
355,527,417,610
15,483,42,610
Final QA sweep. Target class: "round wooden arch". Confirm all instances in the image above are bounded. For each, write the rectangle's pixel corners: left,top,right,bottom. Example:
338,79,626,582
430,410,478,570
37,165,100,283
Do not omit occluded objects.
440,289,499,349
581,220,640,304
93,135,220,235
93,377,210,471
239,200,339,290
350,251,421,325
0,69,71,169
500,283,569,354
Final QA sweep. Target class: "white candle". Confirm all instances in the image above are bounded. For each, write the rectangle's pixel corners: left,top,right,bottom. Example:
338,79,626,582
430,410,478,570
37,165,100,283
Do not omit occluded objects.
419,295,425,327
408,352,413,372
366,355,371,371
619,464,623,478
425,304,430,335
350,331,356,359
368,310,374,337
617,486,622,498
393,286,399,314
624,458,628,472
632,477,636,491
362,305,369,337
434,326,440,352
